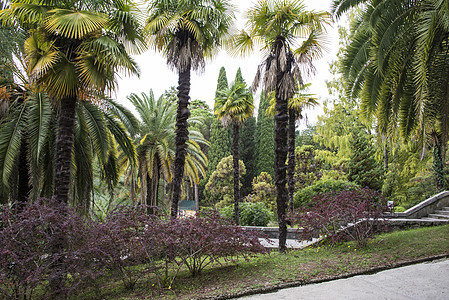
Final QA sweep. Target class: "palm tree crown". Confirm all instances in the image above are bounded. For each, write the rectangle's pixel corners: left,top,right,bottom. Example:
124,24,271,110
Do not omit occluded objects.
232,0,329,252
215,80,254,224
146,0,235,218
146,0,235,73
1,0,144,204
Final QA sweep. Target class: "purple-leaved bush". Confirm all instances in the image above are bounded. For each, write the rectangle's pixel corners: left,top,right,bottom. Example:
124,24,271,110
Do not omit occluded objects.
0,200,267,299
291,188,387,247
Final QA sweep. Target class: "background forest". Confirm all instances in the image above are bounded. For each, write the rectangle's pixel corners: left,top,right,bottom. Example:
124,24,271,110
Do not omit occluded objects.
1,0,448,224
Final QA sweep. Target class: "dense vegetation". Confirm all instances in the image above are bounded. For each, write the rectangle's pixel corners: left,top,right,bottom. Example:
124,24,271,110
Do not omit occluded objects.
1,0,449,298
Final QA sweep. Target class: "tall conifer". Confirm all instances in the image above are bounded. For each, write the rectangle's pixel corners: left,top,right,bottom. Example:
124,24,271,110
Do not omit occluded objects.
206,67,232,179
255,92,275,178
347,126,384,191
234,67,256,197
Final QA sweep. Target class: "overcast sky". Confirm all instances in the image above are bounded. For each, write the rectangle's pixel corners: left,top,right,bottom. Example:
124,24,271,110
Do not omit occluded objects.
115,0,345,127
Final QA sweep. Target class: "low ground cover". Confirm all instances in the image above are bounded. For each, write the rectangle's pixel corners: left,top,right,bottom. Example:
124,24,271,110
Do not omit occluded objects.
97,225,449,299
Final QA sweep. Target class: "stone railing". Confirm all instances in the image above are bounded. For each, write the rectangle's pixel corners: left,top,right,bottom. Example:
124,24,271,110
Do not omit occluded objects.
389,191,449,219
241,226,303,240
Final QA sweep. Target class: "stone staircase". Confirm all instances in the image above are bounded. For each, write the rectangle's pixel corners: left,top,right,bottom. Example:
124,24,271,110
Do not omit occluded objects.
388,191,449,225
424,206,449,221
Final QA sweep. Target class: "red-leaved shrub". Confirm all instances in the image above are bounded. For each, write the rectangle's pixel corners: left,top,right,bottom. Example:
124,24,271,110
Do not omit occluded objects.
0,201,267,298
0,199,104,299
291,188,387,247
169,210,267,277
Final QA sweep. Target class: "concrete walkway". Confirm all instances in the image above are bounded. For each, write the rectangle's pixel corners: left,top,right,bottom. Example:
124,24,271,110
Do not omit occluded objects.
241,258,449,300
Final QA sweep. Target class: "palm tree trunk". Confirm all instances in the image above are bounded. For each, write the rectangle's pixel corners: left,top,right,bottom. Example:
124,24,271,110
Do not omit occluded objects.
51,96,76,296
130,170,136,205
288,109,296,215
194,182,199,212
171,65,191,219
274,38,289,253
54,96,77,204
146,164,160,214
233,124,240,225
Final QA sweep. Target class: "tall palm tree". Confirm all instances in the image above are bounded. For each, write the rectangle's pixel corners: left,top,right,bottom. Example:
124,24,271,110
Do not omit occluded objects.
215,82,254,225
333,0,449,191
231,0,329,252
1,0,144,204
146,0,235,218
267,83,319,212
287,84,318,212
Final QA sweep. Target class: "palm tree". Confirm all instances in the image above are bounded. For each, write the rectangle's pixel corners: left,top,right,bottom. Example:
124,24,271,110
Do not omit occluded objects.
128,90,208,213
1,0,144,204
0,91,138,213
146,0,235,218
215,82,254,225
333,0,449,191
267,83,319,212
128,91,176,211
0,11,30,207
231,0,329,252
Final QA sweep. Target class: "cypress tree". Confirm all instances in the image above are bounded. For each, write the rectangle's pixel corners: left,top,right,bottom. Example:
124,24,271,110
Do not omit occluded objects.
347,126,384,191
206,67,232,179
255,92,275,178
233,67,256,197
239,116,256,197
234,67,244,84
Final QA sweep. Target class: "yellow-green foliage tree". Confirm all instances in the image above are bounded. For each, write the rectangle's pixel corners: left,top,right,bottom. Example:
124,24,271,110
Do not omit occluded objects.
246,172,276,213
205,156,245,208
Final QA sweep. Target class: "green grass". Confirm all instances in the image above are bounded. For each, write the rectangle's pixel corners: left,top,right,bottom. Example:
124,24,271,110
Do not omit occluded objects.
86,225,449,299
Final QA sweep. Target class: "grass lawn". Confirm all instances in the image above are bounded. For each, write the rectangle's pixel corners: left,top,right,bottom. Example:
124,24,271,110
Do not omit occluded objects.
91,225,449,299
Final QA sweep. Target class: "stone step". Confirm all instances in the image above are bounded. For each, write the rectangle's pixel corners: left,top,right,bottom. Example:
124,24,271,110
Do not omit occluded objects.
441,207,449,211
421,217,443,221
428,213,449,220
434,210,449,215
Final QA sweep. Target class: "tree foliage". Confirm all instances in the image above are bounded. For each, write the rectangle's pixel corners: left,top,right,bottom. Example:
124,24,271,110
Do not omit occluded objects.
207,67,232,179
205,155,245,208
347,126,384,191
246,172,276,213
255,92,275,178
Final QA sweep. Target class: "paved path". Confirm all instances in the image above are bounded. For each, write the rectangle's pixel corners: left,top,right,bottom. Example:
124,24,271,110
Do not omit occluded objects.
241,258,449,300
258,238,320,249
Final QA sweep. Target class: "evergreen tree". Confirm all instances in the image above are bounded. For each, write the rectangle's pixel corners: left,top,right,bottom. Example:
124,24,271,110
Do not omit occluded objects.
239,117,256,197
206,67,232,179
234,67,244,84
347,126,384,191
233,67,256,197
255,92,275,178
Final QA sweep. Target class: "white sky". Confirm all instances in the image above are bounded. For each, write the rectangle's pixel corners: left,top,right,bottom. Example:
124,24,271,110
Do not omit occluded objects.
115,0,345,127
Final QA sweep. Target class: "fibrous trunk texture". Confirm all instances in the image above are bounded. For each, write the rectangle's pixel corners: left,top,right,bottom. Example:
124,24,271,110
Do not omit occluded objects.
194,183,199,212
171,65,191,218
288,109,296,214
146,162,159,214
233,124,240,225
54,96,77,204
274,38,289,253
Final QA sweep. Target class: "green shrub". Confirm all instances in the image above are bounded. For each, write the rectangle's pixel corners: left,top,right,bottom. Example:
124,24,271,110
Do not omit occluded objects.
293,179,360,208
220,202,273,226
393,206,406,212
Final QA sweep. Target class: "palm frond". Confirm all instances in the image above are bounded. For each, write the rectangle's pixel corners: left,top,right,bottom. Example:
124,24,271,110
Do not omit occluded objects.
44,9,108,39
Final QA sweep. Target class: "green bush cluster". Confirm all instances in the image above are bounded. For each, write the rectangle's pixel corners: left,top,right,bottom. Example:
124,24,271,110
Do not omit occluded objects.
220,202,273,226
293,179,360,208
